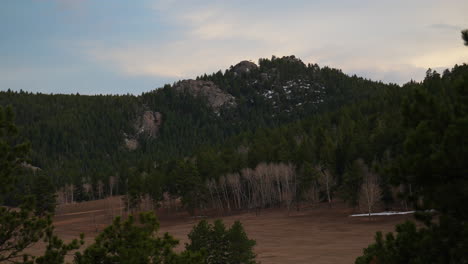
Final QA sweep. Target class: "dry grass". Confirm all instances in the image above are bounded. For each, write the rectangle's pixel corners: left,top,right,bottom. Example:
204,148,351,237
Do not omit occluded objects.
26,196,412,264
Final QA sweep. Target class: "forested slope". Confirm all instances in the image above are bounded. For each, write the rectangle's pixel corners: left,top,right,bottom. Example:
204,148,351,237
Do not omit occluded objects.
3,56,466,216
0,56,391,192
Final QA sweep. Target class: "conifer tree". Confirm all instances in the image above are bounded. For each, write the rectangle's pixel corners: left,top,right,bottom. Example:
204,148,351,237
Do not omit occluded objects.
356,59,468,263
186,219,257,264
0,106,81,263
462,29,468,46
74,212,196,264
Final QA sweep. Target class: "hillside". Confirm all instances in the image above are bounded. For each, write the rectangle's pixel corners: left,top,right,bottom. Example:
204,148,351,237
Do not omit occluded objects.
2,56,467,218
0,56,392,187
2,55,468,264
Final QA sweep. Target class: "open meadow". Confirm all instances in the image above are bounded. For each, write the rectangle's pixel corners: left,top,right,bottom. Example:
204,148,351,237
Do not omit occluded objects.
28,197,412,264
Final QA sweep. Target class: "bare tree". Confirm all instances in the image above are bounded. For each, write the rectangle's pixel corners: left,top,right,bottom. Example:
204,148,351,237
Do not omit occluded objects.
241,168,257,211
206,179,217,210
304,182,320,204
68,184,74,203
109,176,116,197
83,182,93,199
56,187,67,205
97,180,104,199
278,163,296,212
203,163,297,213
316,166,334,207
271,164,283,203
226,173,242,209
358,160,382,217
218,175,231,212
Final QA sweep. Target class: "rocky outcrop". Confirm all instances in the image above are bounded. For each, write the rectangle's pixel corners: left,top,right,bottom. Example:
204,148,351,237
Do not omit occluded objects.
135,111,162,138
124,137,139,151
124,111,162,151
172,80,236,109
232,60,258,75
21,162,41,172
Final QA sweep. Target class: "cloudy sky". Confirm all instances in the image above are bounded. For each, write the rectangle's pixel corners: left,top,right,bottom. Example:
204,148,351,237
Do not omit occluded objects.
1,0,467,95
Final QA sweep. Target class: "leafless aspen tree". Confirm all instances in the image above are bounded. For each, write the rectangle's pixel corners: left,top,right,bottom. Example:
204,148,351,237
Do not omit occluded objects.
56,187,66,205
254,163,268,208
212,178,224,211
206,179,217,210
316,166,334,207
304,180,320,204
279,163,295,211
68,184,74,203
226,173,242,209
358,160,382,217
271,164,283,203
83,182,93,199
241,168,257,210
109,176,116,197
218,175,231,211
97,180,104,199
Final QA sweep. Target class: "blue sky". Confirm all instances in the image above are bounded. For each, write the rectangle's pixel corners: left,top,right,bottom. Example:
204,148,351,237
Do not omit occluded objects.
1,0,467,95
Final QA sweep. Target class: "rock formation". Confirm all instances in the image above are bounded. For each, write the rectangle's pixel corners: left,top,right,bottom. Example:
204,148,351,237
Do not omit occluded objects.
135,111,162,138
172,79,236,108
231,60,258,75
124,111,162,151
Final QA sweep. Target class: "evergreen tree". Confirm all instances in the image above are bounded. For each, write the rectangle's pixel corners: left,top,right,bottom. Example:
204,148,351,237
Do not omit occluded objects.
0,106,81,263
340,159,364,207
356,63,468,263
31,173,57,216
462,29,468,46
186,219,257,264
226,221,257,264
74,212,187,264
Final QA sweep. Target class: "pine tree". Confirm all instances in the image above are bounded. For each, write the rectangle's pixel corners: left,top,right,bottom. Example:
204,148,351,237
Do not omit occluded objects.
356,63,468,263
462,29,468,46
0,106,81,263
74,212,185,264
31,173,57,216
341,159,364,207
186,219,257,264
226,221,257,264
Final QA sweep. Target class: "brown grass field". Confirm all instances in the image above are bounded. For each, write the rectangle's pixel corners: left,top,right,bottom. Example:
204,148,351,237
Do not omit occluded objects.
27,197,413,264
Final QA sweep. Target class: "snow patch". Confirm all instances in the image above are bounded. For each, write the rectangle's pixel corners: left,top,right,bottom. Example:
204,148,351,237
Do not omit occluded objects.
350,211,415,217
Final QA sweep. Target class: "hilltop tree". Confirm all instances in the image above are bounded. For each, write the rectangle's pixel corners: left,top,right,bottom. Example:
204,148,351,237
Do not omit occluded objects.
462,29,468,46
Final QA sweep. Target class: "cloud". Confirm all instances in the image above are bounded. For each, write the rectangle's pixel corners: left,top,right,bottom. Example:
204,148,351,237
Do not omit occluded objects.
83,0,468,85
86,39,271,79
411,46,468,68
429,23,462,31
347,64,430,85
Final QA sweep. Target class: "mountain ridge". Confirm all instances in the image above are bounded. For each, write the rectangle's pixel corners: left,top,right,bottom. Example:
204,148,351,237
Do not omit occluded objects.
0,55,404,188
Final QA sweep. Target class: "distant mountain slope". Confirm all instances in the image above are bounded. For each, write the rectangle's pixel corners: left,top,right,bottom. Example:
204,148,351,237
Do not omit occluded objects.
0,55,396,186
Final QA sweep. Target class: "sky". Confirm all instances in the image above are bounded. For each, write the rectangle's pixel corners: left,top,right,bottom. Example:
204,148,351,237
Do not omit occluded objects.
1,0,467,95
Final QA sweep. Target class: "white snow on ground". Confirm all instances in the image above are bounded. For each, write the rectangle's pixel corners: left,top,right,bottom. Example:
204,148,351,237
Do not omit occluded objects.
350,211,415,217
